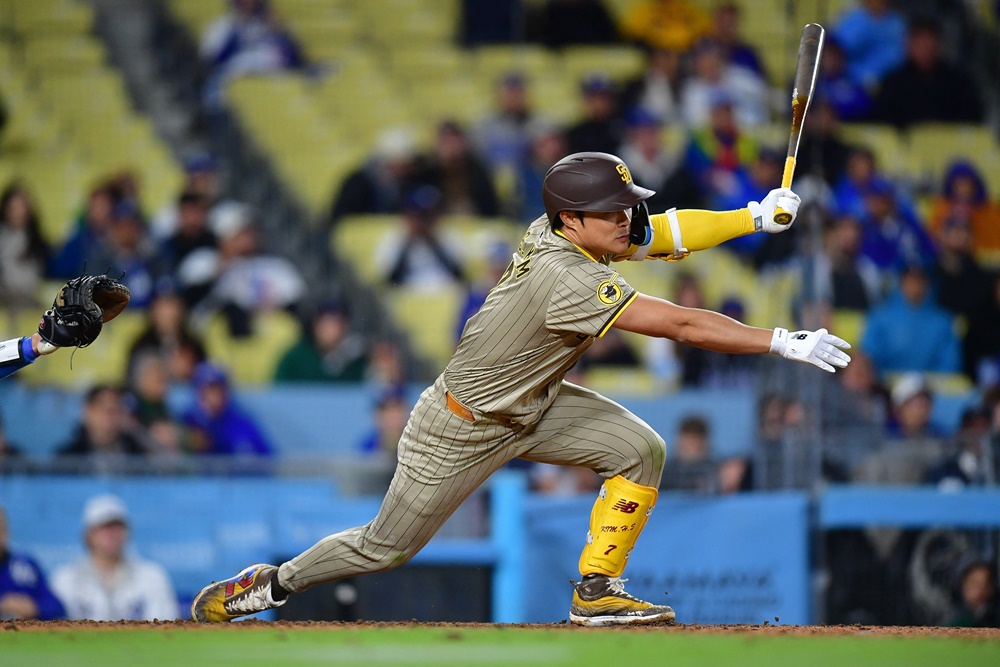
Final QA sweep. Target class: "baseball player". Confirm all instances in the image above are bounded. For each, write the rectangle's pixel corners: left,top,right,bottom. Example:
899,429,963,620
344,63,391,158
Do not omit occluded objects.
0,275,130,380
192,152,851,626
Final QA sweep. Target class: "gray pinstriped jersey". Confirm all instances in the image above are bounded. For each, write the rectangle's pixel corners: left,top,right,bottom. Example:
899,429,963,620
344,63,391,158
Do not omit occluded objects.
443,215,636,423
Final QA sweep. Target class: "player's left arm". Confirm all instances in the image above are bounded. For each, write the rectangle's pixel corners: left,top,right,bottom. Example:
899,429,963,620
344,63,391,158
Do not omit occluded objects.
614,188,801,262
613,293,851,373
0,334,49,381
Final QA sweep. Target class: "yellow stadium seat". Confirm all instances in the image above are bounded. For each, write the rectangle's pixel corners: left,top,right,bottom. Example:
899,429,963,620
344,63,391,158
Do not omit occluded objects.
384,285,464,370
906,123,1000,198
21,37,107,75
829,309,867,349
473,45,558,83
839,123,910,175
11,0,94,36
203,310,302,386
561,46,646,85
331,215,401,284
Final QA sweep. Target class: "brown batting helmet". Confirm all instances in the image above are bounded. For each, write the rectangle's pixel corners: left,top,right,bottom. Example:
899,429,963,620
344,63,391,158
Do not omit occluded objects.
541,152,655,224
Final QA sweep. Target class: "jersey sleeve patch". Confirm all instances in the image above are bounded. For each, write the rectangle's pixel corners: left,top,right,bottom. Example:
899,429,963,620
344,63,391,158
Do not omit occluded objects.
546,264,636,337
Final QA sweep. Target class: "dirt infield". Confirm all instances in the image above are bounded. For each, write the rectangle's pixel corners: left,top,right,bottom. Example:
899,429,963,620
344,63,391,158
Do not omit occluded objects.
3,619,998,639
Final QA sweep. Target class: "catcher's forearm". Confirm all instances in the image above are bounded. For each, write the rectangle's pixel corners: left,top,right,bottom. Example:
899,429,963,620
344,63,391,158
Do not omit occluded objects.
0,336,39,380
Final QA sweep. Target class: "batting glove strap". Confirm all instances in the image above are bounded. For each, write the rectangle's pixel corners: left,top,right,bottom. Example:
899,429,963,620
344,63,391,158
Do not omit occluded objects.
770,327,852,373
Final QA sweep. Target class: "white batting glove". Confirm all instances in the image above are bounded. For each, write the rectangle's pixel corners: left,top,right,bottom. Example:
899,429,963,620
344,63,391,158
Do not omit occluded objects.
769,327,851,373
748,188,801,233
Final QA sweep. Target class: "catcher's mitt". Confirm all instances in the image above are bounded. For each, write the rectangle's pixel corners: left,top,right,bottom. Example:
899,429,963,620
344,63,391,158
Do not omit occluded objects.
37,275,131,349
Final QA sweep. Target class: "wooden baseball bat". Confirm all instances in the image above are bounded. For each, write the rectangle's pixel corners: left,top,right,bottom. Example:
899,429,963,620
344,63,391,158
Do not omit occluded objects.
773,23,825,224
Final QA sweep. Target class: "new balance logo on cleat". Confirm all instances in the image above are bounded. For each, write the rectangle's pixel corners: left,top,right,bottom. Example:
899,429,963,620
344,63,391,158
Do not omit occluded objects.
191,563,286,623
611,500,639,514
569,575,675,627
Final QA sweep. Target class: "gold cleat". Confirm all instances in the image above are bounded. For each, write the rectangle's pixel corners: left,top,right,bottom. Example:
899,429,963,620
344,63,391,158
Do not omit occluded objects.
569,575,675,627
191,563,286,623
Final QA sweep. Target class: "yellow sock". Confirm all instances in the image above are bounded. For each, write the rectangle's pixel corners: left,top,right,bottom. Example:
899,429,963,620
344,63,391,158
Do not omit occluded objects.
578,475,658,577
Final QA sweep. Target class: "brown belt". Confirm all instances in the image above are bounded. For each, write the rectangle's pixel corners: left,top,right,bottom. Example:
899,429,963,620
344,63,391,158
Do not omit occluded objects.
445,391,519,427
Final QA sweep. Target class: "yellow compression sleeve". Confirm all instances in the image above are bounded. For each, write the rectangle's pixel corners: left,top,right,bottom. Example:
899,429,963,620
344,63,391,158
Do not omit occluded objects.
616,208,756,262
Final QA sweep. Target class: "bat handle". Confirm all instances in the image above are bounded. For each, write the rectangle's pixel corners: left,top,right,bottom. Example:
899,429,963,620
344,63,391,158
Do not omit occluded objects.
773,156,797,225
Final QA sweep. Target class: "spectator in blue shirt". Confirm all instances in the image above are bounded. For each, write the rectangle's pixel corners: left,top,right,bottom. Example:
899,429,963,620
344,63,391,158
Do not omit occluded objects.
814,35,873,122
0,505,65,620
831,0,907,89
857,178,935,274
183,362,273,464
861,264,960,375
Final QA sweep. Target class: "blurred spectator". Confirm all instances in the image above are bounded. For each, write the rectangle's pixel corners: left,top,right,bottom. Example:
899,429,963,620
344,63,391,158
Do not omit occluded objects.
330,127,420,223
831,0,907,89
832,146,880,221
0,182,49,309
932,217,992,377
821,349,889,472
679,38,770,129
618,48,683,126
619,0,712,53
872,18,984,130
566,74,623,155
413,120,499,217
796,101,854,187
126,283,208,384
366,340,408,389
0,505,65,620
274,301,368,384
861,264,961,375
803,214,882,323
126,353,174,428
659,415,717,492
716,456,751,494
180,202,306,333
966,275,1000,388
534,0,618,48
200,0,305,109
459,0,524,47
51,494,179,621
683,95,758,199
510,117,569,221
710,2,765,77
358,385,409,460
577,328,640,373
53,385,147,475
48,183,116,279
150,152,222,241
455,241,512,343
813,36,873,122
926,407,996,488
473,72,538,170
90,200,161,309
616,107,703,213
182,362,273,461
377,185,466,290
855,373,948,485
928,161,1000,264
948,559,1000,628
0,413,30,474
160,191,217,298
857,178,936,274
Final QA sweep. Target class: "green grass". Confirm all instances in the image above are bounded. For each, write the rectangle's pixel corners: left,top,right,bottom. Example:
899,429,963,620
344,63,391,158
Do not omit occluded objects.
2,625,998,667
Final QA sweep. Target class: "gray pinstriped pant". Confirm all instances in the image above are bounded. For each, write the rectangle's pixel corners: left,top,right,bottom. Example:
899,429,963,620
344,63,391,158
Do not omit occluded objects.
277,376,666,592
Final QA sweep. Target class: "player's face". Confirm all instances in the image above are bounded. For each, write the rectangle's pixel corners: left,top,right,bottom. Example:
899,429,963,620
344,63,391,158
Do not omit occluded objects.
566,209,632,258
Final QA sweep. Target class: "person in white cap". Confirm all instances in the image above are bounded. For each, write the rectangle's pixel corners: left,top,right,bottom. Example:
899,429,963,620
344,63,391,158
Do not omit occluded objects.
50,494,179,621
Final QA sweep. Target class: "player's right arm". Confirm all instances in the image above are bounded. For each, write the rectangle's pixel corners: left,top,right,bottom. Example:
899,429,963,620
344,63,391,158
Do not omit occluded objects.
616,188,801,262
613,293,851,373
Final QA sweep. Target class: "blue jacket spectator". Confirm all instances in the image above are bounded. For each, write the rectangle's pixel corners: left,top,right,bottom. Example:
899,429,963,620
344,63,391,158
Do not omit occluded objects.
861,265,961,374
0,505,65,620
832,0,907,88
857,178,935,273
814,35,873,122
183,363,273,459
48,184,117,279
